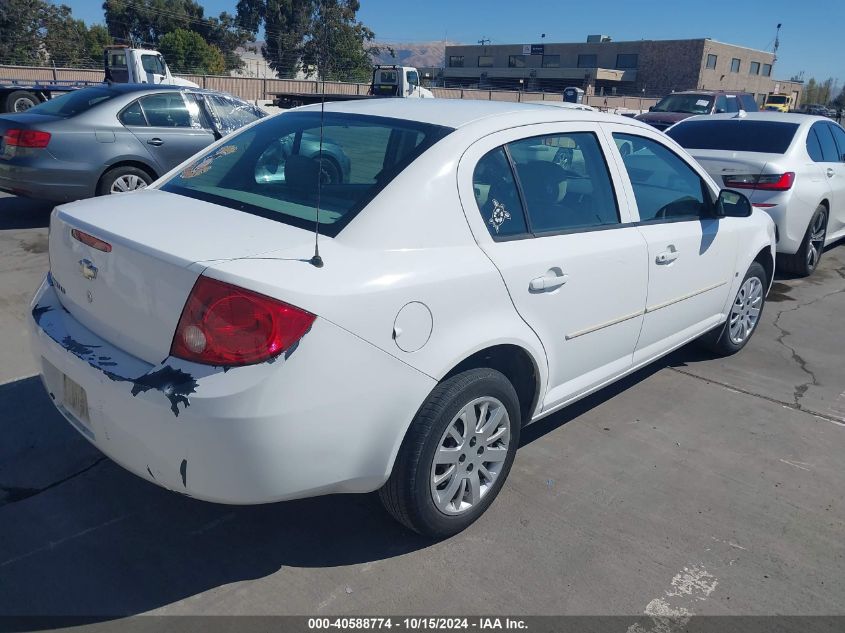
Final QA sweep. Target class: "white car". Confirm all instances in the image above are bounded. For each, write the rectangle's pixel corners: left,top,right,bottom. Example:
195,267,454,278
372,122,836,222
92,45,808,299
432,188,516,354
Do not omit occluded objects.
667,112,845,277
29,100,775,537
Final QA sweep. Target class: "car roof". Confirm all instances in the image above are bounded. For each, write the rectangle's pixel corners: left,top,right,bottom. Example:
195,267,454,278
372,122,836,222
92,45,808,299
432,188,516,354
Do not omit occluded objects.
670,89,753,96
680,112,831,125
296,98,645,130
85,83,234,97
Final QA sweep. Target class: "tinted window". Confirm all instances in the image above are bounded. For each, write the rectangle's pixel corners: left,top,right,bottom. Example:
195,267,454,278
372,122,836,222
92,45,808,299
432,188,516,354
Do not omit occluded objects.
667,121,798,153
472,148,528,238
653,93,713,114
724,95,740,113
828,124,845,161
806,128,824,162
509,55,526,68
161,112,453,237
205,94,263,134
577,54,597,68
613,133,711,222
507,133,619,233
739,94,758,111
616,54,638,69
813,122,839,162
542,55,560,68
25,87,117,118
119,100,147,126
138,94,192,127
478,55,494,67
448,56,464,67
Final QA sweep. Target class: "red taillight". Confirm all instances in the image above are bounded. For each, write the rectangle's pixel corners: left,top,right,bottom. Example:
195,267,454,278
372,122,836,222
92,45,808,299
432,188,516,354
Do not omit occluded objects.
722,172,794,191
4,129,51,148
170,276,316,366
71,228,112,252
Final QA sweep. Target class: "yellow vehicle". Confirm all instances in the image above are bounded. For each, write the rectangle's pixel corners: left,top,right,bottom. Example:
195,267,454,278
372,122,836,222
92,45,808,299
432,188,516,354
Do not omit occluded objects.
764,93,792,112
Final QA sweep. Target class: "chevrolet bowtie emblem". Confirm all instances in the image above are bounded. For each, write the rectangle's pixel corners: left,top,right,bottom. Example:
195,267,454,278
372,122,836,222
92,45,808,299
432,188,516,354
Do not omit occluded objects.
79,259,98,280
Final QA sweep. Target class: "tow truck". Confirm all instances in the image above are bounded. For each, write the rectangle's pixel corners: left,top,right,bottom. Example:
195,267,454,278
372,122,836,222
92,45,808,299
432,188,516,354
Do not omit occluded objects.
0,45,197,113
271,65,434,108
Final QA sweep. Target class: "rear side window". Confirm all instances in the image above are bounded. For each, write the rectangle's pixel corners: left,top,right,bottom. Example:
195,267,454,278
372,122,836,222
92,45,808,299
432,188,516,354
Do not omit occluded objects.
507,133,619,233
25,87,118,118
161,112,453,237
472,148,528,238
739,94,758,111
614,133,711,222
828,124,845,161
806,128,824,162
118,100,147,126
204,94,263,134
813,122,839,162
667,121,799,153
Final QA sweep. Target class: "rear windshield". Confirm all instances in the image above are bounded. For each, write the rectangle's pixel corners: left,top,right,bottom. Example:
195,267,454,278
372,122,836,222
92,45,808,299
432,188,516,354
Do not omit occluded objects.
652,94,713,114
161,112,453,237
26,87,118,117
667,120,799,153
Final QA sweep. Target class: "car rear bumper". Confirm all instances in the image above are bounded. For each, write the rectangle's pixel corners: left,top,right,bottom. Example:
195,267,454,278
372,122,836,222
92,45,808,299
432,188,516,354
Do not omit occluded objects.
0,159,96,202
29,274,436,504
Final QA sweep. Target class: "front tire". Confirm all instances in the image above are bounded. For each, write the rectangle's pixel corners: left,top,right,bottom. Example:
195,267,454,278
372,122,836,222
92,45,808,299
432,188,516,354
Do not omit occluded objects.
379,368,521,538
778,205,828,277
701,261,767,356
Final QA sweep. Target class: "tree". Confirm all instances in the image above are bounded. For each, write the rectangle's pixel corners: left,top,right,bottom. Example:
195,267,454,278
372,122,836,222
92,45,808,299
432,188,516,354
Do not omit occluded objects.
0,0,48,65
236,0,388,80
158,28,226,74
42,4,94,67
103,0,249,71
84,24,114,66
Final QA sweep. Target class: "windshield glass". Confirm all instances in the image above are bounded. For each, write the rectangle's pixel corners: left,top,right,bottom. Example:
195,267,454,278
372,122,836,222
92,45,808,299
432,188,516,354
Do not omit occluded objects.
26,87,118,117
667,120,799,153
766,95,788,104
652,94,713,114
161,111,454,237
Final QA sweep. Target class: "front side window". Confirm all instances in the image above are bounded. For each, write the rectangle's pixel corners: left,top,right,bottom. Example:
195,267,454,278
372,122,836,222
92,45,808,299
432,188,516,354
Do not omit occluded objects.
542,55,560,68
406,71,419,86
827,123,845,161
508,55,526,68
161,112,453,237
730,58,741,73
613,133,711,222
472,148,528,238
750,61,760,75
616,54,638,69
138,93,194,127
478,55,494,67
448,56,464,68
706,54,717,69
577,54,597,68
142,54,166,75
507,133,619,234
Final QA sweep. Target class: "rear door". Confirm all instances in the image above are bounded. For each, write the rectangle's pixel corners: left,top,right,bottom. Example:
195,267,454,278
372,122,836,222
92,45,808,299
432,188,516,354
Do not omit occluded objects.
124,92,215,172
818,122,845,237
458,122,648,410
606,125,738,363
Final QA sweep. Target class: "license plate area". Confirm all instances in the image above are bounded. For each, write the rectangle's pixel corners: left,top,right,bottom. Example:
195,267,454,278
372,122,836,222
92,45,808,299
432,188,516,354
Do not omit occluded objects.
62,373,90,424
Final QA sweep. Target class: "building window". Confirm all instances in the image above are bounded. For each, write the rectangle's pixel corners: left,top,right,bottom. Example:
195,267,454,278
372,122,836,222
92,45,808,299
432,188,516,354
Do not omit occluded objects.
750,61,760,75
706,54,717,69
508,55,526,68
615,53,638,69
577,54,597,68
762,64,772,77
478,55,494,68
449,56,464,68
730,58,741,73
542,54,560,68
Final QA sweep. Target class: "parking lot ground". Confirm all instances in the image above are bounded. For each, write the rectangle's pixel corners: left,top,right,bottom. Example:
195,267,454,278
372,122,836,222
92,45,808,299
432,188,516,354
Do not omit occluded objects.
0,191,843,618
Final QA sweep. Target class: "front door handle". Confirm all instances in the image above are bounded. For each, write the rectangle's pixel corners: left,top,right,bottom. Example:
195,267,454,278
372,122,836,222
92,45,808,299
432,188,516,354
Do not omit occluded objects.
147,138,164,146
827,167,835,178
656,249,679,264
530,272,569,292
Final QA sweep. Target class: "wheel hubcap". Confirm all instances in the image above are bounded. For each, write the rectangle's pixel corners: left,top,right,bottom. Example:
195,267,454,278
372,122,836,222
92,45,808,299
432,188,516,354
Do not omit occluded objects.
13,98,35,112
110,174,147,194
806,211,827,270
729,276,763,345
430,397,510,515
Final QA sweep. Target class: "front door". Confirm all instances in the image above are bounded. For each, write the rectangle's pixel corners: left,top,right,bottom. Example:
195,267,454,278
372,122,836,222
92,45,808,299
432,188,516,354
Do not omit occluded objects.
606,128,738,363
815,122,845,239
458,123,649,411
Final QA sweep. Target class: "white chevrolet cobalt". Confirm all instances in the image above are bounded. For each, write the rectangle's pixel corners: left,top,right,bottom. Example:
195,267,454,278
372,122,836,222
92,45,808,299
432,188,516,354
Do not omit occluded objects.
30,100,775,537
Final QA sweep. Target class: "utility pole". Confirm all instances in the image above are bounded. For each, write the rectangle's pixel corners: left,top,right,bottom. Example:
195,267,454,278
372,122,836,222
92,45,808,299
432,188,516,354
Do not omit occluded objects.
772,23,781,64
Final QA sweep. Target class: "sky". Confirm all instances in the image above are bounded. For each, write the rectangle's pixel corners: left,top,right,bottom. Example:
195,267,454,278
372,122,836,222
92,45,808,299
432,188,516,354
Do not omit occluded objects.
59,0,843,84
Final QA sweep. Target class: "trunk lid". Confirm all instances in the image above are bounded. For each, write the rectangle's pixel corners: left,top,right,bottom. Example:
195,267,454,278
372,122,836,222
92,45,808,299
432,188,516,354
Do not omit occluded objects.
0,114,64,160
685,149,782,186
48,188,315,364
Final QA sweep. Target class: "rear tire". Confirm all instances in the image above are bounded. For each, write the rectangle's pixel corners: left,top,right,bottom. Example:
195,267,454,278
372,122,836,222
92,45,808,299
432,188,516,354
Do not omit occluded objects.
778,205,828,277
4,90,39,113
700,262,767,356
379,368,521,538
97,166,153,196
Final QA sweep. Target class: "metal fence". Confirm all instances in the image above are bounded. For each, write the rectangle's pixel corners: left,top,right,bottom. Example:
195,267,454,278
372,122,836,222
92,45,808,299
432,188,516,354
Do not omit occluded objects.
0,64,660,111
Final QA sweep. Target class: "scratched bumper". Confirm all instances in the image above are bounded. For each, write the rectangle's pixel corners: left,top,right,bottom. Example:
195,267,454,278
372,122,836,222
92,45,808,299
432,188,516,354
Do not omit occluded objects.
28,274,436,504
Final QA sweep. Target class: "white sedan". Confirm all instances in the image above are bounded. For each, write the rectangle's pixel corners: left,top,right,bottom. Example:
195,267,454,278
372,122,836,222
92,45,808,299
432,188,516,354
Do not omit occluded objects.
667,112,845,277
29,100,775,537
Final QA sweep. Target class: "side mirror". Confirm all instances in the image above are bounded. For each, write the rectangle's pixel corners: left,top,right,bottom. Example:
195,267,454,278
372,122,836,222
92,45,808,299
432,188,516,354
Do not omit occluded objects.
648,106,655,112
717,189,752,218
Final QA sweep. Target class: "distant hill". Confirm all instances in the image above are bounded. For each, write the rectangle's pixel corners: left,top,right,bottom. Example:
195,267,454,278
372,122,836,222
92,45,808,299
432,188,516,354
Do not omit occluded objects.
370,41,457,68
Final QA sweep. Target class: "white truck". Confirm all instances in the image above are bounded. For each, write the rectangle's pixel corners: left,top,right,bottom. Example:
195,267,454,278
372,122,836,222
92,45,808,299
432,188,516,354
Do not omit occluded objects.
271,65,434,109
0,46,198,113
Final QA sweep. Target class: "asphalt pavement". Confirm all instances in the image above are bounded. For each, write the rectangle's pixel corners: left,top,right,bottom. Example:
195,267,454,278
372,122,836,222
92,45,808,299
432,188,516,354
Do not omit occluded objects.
0,191,843,619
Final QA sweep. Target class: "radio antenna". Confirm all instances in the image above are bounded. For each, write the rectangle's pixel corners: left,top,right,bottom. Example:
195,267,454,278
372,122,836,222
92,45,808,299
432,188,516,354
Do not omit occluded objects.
309,1,327,268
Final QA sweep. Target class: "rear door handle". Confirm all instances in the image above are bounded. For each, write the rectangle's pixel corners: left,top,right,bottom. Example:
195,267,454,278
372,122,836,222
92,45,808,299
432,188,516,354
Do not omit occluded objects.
530,273,569,292
147,138,164,146
656,249,679,264
827,167,835,178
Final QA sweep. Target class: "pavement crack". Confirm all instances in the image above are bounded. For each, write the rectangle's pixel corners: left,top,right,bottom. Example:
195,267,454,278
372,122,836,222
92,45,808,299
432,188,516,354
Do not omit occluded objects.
0,457,107,508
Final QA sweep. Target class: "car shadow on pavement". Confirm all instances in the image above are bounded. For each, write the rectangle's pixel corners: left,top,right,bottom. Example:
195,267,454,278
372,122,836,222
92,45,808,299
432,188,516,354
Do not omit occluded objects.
0,195,53,230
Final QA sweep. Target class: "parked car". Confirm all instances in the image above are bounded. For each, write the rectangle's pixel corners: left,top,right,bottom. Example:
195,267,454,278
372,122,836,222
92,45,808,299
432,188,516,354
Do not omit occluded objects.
29,100,775,537
667,112,845,276
636,90,758,131
0,84,266,202
254,131,351,185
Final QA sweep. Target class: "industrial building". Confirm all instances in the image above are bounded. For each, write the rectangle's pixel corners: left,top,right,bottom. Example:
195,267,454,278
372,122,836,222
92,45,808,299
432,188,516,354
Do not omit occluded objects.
441,36,803,106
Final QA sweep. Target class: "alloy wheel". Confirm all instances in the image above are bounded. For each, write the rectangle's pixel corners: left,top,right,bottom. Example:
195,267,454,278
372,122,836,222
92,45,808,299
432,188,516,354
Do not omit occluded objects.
110,174,148,194
806,210,827,271
430,397,510,515
729,276,763,345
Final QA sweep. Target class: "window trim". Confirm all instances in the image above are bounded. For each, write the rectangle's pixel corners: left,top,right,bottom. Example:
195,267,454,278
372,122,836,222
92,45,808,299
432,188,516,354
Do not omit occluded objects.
117,99,150,127
615,53,638,69
762,64,772,77
749,61,760,75
448,55,464,68
705,54,717,70
730,58,741,73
